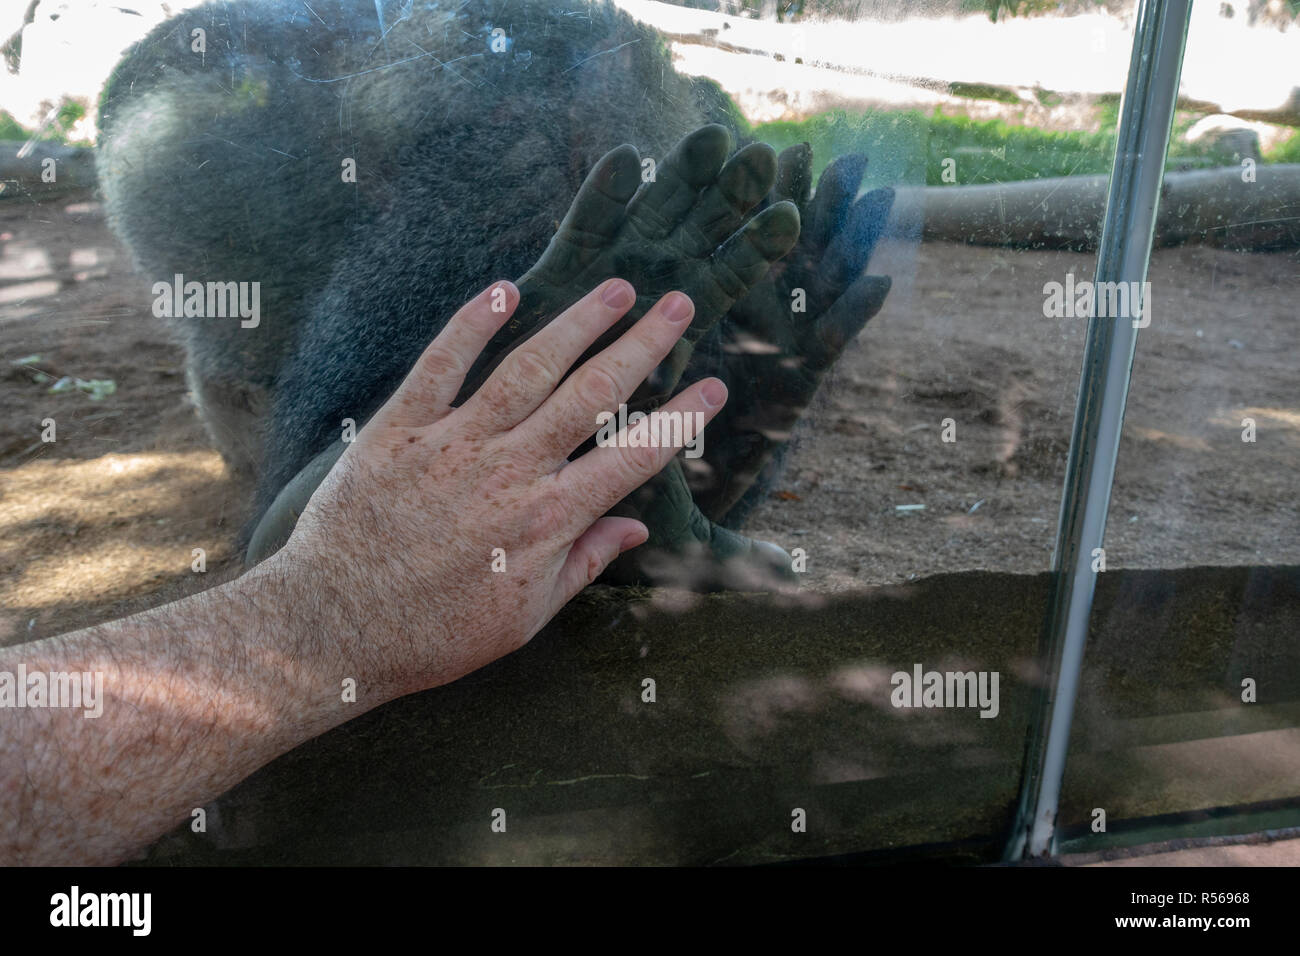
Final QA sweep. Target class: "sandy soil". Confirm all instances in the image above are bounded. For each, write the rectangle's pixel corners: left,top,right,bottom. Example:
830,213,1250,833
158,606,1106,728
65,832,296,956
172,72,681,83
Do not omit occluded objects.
1,189,1296,645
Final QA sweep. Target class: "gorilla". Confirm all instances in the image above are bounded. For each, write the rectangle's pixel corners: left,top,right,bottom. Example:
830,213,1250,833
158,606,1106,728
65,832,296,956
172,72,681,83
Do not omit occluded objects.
95,0,894,588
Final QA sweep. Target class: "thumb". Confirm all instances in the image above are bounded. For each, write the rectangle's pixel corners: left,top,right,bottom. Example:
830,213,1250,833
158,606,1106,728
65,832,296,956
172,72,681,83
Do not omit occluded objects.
555,517,648,603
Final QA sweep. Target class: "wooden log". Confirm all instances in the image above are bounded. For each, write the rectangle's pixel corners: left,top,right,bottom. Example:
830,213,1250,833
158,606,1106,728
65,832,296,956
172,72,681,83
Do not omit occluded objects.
0,140,96,197
890,164,1300,251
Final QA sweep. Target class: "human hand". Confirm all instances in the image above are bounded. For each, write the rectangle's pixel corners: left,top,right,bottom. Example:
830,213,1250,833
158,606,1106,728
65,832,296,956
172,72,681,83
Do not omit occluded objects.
278,278,725,699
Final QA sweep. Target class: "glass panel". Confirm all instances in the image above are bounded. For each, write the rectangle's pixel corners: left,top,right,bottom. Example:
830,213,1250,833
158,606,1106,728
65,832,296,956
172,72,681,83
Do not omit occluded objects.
1056,0,1300,853
1,0,1137,863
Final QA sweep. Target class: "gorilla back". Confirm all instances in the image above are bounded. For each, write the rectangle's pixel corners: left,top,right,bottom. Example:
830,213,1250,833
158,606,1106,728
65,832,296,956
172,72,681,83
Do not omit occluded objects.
97,0,741,512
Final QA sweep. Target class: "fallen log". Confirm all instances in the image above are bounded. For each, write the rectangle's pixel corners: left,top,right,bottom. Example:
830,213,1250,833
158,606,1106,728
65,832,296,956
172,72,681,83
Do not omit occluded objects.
0,140,96,197
889,163,1300,251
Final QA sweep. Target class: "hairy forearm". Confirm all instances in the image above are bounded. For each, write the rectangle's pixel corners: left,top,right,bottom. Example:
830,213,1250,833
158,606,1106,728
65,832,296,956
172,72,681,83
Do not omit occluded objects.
0,552,376,865
0,273,717,866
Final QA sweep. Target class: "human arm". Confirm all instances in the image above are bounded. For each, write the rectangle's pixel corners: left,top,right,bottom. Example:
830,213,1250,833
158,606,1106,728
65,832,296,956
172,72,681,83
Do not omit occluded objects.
0,278,722,865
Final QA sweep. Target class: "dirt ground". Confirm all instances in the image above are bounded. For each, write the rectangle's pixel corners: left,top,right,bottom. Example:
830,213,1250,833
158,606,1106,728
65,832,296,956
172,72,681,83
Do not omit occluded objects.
2,189,1297,646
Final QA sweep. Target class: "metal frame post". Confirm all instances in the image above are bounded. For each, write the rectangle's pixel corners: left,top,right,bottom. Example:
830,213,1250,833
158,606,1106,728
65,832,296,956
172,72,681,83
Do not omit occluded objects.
1004,0,1193,861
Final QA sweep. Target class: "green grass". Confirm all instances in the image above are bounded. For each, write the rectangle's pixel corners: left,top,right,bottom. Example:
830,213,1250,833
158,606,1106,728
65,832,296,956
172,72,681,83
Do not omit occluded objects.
0,99,91,145
754,109,1116,186
753,107,1275,187
1266,130,1300,164
0,111,32,141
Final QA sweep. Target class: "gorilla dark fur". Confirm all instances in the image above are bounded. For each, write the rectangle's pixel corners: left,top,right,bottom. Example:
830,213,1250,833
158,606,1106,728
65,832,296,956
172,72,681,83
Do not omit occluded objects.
96,0,894,588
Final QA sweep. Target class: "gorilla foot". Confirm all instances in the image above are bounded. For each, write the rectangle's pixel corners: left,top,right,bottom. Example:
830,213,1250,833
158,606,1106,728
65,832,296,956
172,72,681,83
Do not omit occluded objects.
600,457,796,592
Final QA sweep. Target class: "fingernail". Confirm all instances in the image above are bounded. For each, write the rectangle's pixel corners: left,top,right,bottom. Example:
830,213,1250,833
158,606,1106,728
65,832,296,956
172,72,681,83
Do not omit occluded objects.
601,280,634,309
661,292,693,324
701,379,727,408
619,528,648,553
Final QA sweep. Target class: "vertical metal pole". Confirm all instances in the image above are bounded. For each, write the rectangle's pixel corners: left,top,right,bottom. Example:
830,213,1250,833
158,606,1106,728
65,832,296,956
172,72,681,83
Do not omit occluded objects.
1004,0,1192,860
